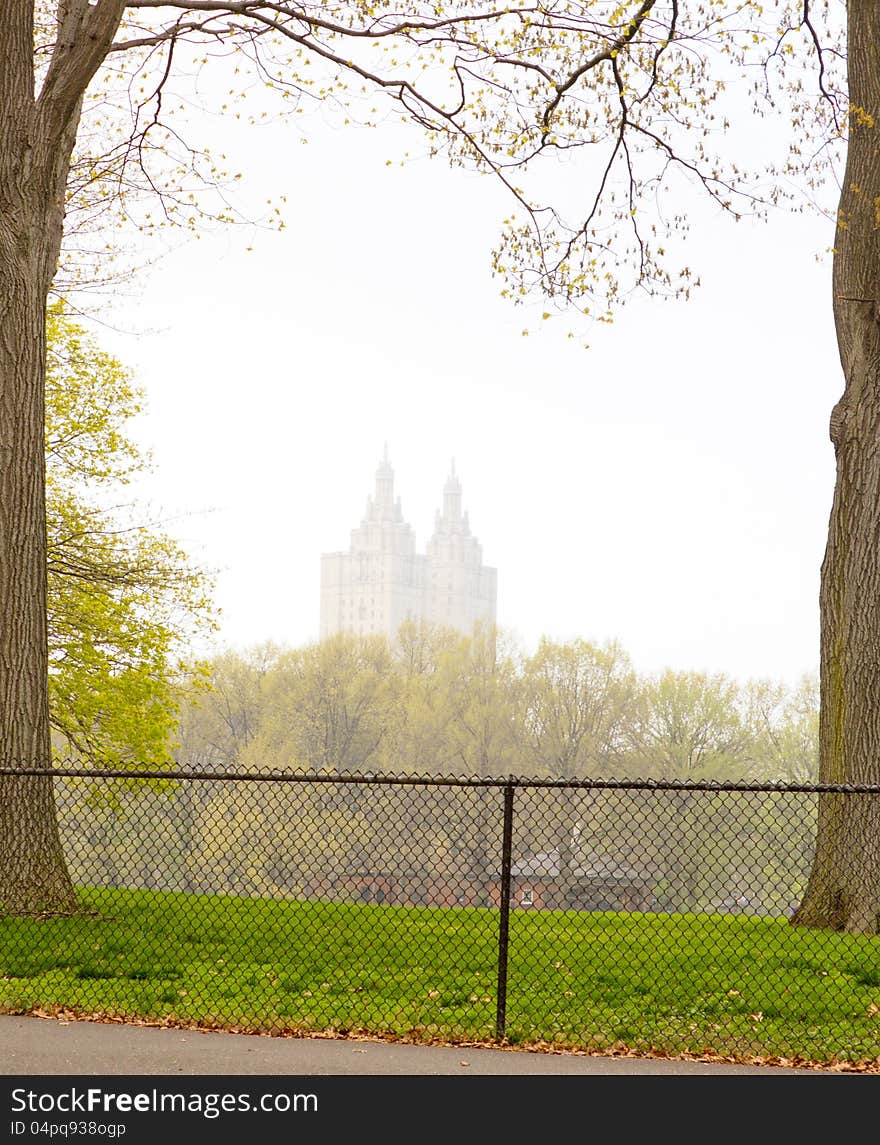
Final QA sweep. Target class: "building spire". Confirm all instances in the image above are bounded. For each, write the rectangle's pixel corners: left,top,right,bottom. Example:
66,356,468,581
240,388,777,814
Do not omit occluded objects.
443,458,462,521
374,445,394,513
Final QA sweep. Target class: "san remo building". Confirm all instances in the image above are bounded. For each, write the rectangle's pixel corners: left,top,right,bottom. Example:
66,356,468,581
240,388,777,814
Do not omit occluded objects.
320,448,497,641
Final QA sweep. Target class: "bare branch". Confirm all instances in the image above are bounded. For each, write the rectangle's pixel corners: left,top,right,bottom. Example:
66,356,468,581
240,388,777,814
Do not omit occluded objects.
542,0,657,132
802,0,842,131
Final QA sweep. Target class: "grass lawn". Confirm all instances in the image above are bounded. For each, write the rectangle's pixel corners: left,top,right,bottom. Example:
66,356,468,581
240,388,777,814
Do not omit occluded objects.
2,887,880,1066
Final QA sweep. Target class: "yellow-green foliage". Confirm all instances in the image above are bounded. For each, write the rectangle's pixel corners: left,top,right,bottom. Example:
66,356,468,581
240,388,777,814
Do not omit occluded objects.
45,303,216,765
34,2,846,327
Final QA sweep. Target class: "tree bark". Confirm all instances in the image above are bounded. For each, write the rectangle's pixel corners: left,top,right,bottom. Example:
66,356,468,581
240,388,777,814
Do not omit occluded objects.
0,0,125,913
793,2,880,933
0,179,79,911
0,4,70,913
0,268,77,912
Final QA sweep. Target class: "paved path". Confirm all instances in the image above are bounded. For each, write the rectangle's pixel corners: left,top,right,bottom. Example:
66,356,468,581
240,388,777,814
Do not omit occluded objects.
0,1014,810,1075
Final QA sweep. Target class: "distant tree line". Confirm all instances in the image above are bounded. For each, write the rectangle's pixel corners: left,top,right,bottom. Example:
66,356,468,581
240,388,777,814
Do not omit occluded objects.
175,624,818,784
54,626,819,916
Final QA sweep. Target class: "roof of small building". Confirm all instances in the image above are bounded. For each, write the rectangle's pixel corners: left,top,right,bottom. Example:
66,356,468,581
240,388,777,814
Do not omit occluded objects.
509,849,652,883
510,851,560,878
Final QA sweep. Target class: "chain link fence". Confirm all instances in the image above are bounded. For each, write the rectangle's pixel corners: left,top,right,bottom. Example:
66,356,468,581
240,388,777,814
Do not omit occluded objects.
2,767,880,1066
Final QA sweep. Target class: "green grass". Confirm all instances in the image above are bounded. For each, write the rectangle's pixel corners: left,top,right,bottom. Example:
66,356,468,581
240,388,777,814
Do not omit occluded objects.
2,887,880,1066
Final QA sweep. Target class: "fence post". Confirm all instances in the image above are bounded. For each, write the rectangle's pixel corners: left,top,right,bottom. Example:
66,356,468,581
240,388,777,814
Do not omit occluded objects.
495,781,515,1041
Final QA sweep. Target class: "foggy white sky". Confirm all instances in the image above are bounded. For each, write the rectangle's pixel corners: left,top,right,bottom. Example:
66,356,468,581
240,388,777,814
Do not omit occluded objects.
91,86,840,688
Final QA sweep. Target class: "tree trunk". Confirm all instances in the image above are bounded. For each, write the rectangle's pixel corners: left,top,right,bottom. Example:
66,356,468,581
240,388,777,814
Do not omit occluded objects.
793,2,880,933
0,212,79,913
0,3,90,915
0,243,79,912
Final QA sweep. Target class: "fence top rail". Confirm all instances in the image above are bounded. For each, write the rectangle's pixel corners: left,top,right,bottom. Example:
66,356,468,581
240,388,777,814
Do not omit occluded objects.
1,766,879,794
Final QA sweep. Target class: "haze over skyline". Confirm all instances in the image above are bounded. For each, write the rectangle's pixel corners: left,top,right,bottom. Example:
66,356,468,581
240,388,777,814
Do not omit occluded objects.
87,91,838,689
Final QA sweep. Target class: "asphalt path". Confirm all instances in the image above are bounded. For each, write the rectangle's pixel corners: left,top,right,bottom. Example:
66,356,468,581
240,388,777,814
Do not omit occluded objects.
0,1014,811,1075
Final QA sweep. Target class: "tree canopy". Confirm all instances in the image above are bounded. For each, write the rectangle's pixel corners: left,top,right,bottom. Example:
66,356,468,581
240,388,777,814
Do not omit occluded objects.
46,302,216,764
52,3,845,314
2,1,878,930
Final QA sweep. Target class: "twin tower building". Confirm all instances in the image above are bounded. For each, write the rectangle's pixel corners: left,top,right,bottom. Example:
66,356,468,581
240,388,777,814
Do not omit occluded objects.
320,448,497,642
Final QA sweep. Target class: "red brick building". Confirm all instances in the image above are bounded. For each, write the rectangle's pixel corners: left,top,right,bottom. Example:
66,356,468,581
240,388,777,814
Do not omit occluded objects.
302,849,655,912
488,850,656,911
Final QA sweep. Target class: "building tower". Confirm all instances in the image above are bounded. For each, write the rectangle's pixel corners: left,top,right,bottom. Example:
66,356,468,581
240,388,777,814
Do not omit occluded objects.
320,446,425,640
320,451,497,642
424,460,497,633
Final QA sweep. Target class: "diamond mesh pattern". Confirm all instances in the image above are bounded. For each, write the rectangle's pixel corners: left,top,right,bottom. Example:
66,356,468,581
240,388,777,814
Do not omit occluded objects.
1,768,879,1066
